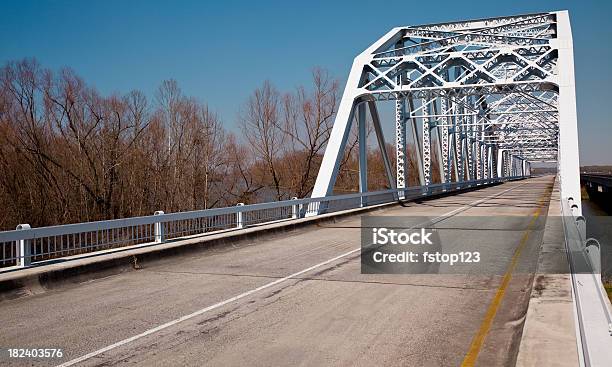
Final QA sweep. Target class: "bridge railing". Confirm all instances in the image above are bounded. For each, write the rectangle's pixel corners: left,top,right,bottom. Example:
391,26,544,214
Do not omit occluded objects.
561,197,612,365
0,177,517,270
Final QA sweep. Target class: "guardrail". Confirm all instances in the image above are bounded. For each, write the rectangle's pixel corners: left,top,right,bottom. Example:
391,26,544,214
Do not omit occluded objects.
562,197,612,366
0,177,516,270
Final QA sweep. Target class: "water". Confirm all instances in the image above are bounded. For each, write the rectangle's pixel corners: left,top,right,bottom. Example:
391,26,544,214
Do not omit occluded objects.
581,189,611,282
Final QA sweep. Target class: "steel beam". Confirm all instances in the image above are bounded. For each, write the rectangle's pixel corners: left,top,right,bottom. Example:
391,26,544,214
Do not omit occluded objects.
395,98,407,197
358,102,367,206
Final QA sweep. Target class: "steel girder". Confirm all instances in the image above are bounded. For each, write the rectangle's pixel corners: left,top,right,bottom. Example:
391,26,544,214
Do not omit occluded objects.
312,11,580,212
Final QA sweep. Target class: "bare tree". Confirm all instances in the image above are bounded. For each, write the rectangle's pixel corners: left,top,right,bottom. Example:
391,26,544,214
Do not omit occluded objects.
278,68,339,197
0,58,403,232
239,81,284,200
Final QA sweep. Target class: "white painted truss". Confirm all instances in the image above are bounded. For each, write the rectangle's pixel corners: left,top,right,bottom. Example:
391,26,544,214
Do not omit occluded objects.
312,11,581,212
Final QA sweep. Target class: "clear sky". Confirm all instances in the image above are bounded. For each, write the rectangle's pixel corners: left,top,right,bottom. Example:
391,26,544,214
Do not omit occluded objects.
1,0,610,165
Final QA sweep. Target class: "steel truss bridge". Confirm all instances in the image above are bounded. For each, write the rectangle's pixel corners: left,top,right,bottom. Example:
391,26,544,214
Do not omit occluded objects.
312,11,580,212
1,10,611,367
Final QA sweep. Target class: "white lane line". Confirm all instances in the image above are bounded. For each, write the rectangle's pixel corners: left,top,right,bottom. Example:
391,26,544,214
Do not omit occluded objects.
57,248,361,367
429,180,528,218
57,180,528,367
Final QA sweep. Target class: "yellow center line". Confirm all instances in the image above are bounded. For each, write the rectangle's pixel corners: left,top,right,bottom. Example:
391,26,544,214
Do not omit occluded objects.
460,184,552,367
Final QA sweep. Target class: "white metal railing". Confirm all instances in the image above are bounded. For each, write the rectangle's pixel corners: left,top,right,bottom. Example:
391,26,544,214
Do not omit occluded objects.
562,197,612,366
0,177,517,270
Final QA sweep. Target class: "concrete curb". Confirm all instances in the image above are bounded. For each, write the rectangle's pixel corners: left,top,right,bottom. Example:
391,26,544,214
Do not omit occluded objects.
516,176,579,366
0,182,502,302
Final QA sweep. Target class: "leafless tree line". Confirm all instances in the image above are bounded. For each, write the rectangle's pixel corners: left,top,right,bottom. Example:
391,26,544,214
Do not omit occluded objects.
0,59,429,230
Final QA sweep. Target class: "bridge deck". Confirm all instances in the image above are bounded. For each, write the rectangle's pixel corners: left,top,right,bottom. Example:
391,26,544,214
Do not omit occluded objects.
0,176,556,367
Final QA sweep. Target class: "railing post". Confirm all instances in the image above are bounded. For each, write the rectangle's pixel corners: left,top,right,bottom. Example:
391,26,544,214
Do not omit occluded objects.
16,224,31,268
236,203,245,228
585,238,601,278
154,211,165,243
291,197,299,219
575,215,586,242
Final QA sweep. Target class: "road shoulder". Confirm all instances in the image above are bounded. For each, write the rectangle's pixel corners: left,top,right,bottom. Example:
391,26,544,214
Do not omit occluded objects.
516,176,579,366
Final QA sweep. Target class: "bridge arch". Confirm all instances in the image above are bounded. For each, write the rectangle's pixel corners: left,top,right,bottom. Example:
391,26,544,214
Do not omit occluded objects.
312,11,580,212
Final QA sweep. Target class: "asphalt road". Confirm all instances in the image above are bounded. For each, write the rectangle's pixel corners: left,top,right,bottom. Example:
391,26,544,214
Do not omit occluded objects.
0,176,555,367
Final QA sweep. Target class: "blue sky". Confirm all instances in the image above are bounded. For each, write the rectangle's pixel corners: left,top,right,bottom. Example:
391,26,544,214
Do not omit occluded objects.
1,0,610,165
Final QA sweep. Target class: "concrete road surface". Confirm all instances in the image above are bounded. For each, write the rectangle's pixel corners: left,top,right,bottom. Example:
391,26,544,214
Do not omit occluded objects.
0,176,555,367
